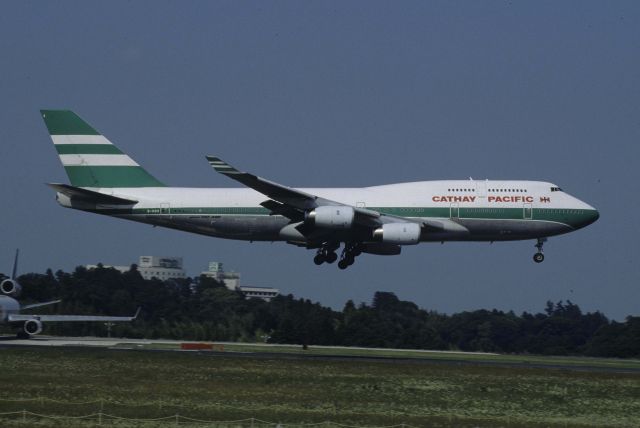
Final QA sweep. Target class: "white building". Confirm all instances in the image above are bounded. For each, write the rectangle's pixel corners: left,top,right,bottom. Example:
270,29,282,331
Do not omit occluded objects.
201,261,279,301
87,256,186,281
200,261,240,289
238,286,280,302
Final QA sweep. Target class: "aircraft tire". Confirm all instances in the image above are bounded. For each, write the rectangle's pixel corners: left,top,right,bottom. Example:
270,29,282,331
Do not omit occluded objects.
326,252,338,264
533,252,544,263
338,259,349,270
313,254,325,265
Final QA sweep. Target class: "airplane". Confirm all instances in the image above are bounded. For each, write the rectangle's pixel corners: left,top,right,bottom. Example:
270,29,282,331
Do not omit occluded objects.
1,249,139,338
41,110,599,270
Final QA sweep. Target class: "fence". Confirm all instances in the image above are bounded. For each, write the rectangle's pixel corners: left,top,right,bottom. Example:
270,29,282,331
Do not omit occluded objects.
0,410,419,427
0,398,420,427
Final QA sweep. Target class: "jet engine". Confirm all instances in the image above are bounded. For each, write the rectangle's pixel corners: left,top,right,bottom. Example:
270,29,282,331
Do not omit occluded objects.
306,206,355,229
0,279,22,297
373,223,421,245
23,319,43,336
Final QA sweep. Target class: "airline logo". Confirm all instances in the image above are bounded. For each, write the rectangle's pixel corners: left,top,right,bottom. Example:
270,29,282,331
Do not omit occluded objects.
432,195,543,203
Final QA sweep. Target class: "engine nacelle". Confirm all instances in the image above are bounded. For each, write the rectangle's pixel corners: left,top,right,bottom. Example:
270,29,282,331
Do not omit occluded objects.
24,319,43,336
307,206,355,229
373,223,421,245
0,279,22,297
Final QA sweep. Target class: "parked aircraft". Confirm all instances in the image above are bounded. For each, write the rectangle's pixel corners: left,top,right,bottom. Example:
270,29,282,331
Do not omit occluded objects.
41,110,599,269
1,249,138,338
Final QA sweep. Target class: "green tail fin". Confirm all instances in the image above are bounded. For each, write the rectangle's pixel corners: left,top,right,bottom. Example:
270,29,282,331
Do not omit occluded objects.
41,110,166,188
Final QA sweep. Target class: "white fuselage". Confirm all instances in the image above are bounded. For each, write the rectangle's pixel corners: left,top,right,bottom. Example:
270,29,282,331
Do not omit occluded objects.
59,179,599,245
0,296,20,323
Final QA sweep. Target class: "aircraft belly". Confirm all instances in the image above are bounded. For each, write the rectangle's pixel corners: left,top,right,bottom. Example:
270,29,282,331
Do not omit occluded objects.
209,216,288,240
423,219,573,241
121,214,287,241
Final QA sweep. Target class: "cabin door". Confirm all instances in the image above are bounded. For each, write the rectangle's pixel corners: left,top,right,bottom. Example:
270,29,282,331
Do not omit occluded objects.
450,203,459,219
523,203,532,220
476,180,487,199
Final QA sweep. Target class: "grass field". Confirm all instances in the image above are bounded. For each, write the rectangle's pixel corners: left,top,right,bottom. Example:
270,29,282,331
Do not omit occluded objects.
0,346,638,427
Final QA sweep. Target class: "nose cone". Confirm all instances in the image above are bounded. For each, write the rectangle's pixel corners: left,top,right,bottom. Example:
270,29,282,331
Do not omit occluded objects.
575,203,599,229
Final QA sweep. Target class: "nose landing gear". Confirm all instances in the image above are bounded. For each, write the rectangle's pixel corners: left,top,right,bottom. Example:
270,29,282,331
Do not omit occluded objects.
533,238,546,263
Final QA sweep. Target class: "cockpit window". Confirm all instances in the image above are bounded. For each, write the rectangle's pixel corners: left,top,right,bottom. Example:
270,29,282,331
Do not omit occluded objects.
550,187,563,192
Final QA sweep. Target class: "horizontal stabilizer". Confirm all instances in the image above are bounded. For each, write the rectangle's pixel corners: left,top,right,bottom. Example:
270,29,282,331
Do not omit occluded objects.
47,183,138,205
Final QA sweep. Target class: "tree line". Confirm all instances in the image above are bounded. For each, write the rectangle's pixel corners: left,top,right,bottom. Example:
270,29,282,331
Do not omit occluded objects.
2,265,638,358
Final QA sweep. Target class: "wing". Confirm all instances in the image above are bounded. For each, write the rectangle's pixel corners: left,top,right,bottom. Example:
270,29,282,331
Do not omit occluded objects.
206,156,381,224
9,308,140,323
205,156,468,235
206,156,327,211
21,300,61,310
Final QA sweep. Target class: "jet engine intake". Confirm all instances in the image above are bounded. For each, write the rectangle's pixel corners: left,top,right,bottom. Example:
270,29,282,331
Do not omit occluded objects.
373,223,421,245
0,279,21,297
307,206,355,229
24,319,43,336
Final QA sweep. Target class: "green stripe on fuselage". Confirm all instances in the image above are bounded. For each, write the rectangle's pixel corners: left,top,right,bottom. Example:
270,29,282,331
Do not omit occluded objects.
55,144,123,155
64,166,166,188
98,206,595,229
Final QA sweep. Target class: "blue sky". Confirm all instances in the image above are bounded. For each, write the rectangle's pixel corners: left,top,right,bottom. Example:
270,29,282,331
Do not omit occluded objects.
1,1,638,319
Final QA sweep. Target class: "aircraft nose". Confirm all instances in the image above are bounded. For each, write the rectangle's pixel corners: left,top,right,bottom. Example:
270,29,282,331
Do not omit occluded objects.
579,204,599,228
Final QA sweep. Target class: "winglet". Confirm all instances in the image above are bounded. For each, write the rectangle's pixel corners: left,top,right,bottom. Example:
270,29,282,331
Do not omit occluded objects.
205,156,242,175
132,307,141,320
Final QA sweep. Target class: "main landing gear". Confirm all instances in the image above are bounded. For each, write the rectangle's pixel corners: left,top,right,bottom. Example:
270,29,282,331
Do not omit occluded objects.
337,243,362,270
533,238,547,263
313,243,339,265
314,242,362,269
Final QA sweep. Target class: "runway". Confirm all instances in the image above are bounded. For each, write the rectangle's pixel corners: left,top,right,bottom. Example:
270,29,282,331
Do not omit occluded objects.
1,335,639,374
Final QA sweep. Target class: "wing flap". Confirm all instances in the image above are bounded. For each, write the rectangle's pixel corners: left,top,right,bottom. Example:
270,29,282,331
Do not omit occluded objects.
260,199,304,221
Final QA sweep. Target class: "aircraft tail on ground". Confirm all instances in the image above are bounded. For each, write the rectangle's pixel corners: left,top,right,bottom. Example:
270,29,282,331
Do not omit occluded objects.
41,110,165,188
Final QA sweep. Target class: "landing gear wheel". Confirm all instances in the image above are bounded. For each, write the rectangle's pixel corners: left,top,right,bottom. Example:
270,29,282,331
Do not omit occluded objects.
532,238,547,264
314,243,340,266
338,259,349,270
